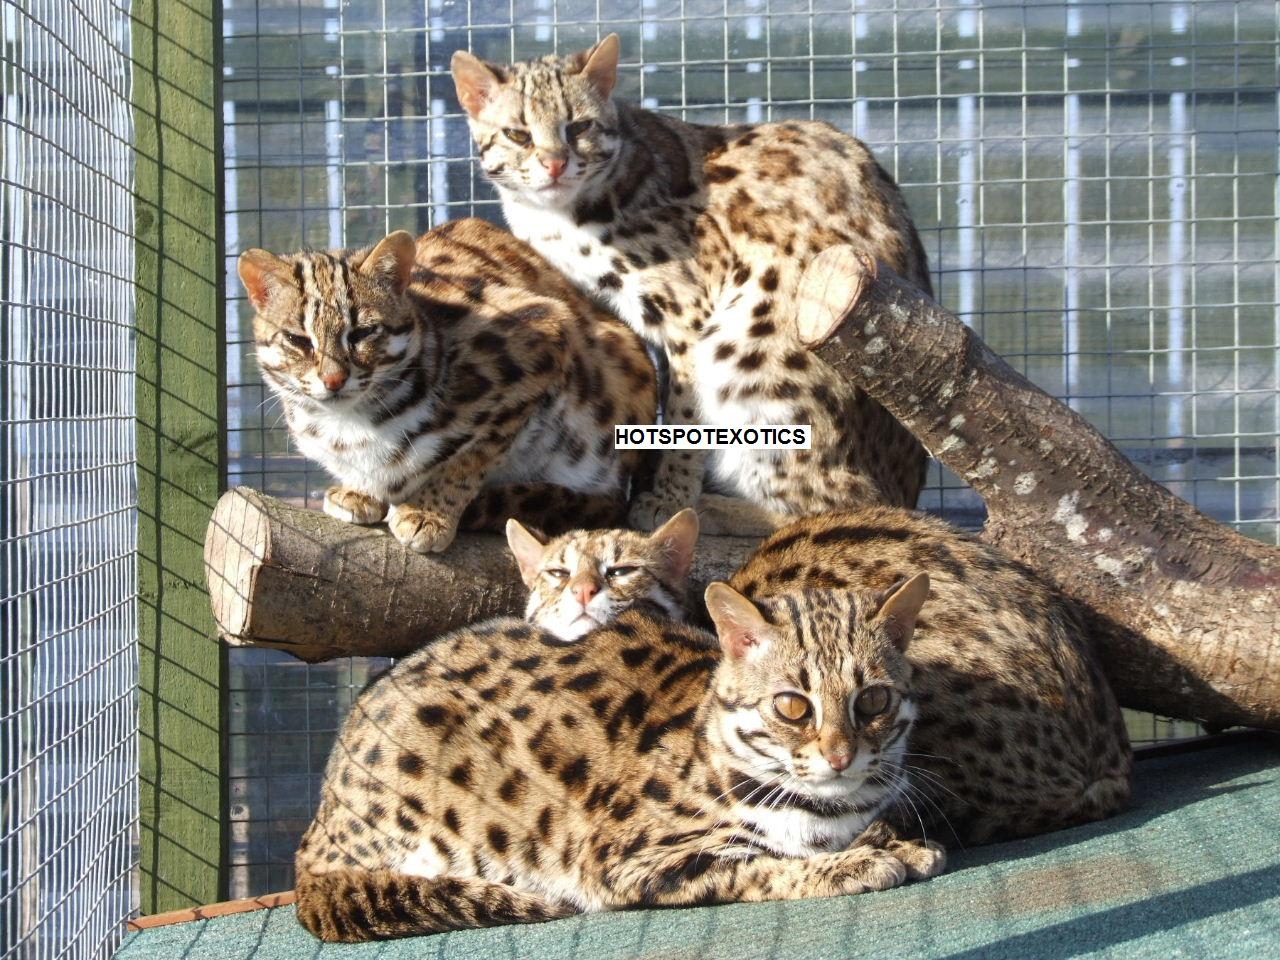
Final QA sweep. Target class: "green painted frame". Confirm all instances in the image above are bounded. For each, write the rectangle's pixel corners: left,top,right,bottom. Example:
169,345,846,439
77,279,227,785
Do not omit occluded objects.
133,0,228,912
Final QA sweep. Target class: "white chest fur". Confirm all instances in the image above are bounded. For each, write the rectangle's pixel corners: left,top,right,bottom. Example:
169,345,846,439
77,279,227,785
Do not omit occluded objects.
502,197,652,341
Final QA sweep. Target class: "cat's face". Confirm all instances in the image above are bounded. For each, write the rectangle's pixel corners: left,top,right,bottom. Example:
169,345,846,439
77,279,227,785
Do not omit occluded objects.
237,232,421,407
451,36,622,211
507,509,698,642
704,576,929,802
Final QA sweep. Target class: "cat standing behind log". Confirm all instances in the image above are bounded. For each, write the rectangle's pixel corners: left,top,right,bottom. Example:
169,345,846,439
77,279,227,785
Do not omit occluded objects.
453,36,931,533
237,218,656,553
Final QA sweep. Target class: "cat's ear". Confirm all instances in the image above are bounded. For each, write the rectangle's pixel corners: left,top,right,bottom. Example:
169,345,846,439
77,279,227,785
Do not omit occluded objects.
505,519,549,587
705,582,771,660
650,508,699,582
359,231,415,295
451,51,505,118
870,572,930,651
574,33,620,99
237,249,292,311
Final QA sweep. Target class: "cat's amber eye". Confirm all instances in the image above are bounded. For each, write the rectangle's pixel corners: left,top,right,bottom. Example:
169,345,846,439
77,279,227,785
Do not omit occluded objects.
772,692,811,723
605,566,638,580
854,686,892,718
348,325,379,346
503,127,532,146
282,330,312,352
544,567,569,580
565,119,593,140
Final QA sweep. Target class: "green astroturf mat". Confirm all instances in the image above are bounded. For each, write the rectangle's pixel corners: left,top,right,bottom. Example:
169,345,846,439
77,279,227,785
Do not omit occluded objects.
116,735,1280,960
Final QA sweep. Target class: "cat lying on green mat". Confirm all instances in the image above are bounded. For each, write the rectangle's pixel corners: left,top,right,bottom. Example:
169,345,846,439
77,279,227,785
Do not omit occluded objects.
292,507,1129,942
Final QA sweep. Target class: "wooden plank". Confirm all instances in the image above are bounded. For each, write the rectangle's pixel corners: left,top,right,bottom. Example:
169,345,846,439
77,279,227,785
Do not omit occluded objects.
126,892,296,931
133,0,228,912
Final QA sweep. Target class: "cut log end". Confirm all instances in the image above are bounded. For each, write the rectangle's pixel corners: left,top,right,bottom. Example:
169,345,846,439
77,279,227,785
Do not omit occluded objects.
204,486,271,643
794,245,877,348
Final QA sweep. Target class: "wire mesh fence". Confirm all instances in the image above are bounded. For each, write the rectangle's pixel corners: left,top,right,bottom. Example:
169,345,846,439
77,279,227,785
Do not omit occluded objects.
0,1,138,958
221,0,1279,894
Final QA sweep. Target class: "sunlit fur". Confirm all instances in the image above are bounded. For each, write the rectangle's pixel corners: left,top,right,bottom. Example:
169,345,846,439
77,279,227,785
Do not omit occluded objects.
511,519,695,642
704,585,922,855
452,46,621,212
294,582,940,942
730,507,1134,845
237,219,657,552
454,38,931,533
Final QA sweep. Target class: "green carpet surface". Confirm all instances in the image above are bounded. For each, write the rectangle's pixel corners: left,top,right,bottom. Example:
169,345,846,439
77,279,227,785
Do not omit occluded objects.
116,736,1280,960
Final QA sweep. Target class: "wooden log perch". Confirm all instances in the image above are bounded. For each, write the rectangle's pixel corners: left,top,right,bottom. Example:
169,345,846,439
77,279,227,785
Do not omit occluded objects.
205,253,1278,731
204,486,756,662
800,250,1279,732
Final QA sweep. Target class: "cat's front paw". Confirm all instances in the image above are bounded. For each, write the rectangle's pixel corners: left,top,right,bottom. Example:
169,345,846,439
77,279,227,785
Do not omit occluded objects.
628,492,690,532
828,848,909,895
887,838,946,880
850,819,946,881
388,503,458,553
323,485,388,525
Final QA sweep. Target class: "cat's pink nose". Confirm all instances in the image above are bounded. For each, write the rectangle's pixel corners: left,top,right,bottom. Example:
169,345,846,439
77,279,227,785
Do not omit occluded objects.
826,750,853,772
542,156,567,180
573,581,598,605
322,370,348,392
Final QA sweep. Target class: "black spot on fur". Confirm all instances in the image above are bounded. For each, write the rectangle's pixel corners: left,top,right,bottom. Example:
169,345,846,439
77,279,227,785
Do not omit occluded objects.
642,777,671,802
397,752,424,777
487,825,510,853
620,646,651,668
559,755,591,788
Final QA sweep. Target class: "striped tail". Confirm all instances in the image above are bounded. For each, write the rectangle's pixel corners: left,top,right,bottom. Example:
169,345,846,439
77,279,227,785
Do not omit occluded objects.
295,869,574,942
462,483,628,537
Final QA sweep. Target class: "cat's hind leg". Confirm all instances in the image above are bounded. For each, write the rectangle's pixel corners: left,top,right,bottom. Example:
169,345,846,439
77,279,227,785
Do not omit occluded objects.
295,868,575,942
461,483,628,536
693,493,792,537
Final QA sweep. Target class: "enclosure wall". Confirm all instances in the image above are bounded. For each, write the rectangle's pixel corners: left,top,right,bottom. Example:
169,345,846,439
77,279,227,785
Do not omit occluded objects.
221,0,1280,894
133,0,228,916
0,1,138,957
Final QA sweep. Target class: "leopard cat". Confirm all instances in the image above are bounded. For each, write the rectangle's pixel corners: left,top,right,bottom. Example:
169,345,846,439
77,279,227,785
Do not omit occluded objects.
293,576,944,941
237,217,657,553
453,36,931,534
506,507,700,642
729,507,1133,845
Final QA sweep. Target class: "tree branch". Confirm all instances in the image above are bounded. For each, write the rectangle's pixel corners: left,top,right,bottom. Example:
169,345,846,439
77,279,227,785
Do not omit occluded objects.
804,258,1279,731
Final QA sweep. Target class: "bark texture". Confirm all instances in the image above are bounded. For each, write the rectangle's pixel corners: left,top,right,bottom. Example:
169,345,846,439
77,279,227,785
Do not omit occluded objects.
802,259,1279,732
205,486,755,662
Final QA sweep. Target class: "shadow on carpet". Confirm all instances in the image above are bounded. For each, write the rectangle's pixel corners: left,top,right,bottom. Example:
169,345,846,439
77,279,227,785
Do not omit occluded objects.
115,735,1280,960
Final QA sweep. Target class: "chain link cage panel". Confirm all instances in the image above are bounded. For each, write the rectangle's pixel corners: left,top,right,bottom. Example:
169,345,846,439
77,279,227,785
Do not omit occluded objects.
0,1,138,958
222,0,1279,895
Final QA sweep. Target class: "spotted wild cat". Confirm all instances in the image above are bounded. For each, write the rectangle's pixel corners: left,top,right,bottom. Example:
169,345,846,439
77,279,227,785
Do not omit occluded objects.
453,36,930,532
506,507,699,641
729,507,1133,844
294,576,943,941
237,217,657,553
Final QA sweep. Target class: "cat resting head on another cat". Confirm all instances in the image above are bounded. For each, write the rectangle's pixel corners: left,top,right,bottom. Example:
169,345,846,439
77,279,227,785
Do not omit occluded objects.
506,508,699,642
